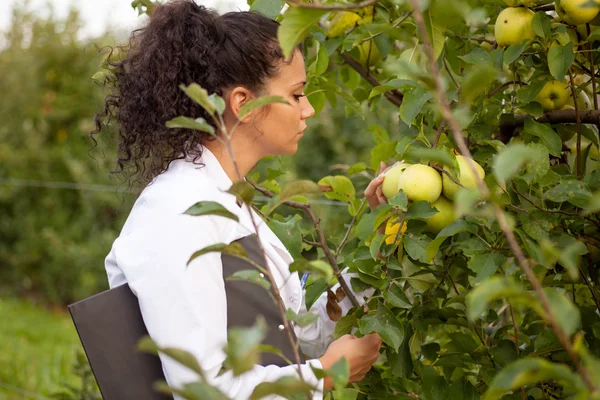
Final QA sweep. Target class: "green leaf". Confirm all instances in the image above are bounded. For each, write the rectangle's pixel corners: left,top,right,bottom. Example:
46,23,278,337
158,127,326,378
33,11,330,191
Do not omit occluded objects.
493,143,549,184
208,93,226,115
426,220,477,262
267,216,302,260
269,180,320,212
448,377,480,400
238,96,289,120
466,277,543,321
163,381,229,400
402,272,437,291
403,146,457,170
422,366,449,400
548,43,575,81
184,201,239,222
544,179,593,208
334,314,357,339
187,242,248,265
289,259,333,281
399,85,432,126
448,332,479,355
503,43,526,65
523,118,562,157
223,317,266,376
389,324,413,379
405,201,438,220
461,64,497,102
165,116,215,135
278,7,326,58
370,141,398,170
468,253,505,283
458,47,492,65
483,358,586,400
317,175,356,203
227,181,254,204
424,8,446,61
543,288,581,337
178,83,215,115
250,376,315,400
531,11,551,39
312,41,329,76
338,90,365,119
284,308,318,328
226,270,271,290
403,233,432,263
384,282,412,308
359,303,404,351
249,0,284,19
328,357,351,390
138,337,205,379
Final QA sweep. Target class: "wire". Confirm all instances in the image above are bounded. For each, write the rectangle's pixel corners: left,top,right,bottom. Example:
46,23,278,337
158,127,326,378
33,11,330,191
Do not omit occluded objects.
0,178,349,206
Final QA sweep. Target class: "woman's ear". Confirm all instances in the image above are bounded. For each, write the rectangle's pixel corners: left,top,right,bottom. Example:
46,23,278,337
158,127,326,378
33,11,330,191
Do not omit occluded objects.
228,86,254,123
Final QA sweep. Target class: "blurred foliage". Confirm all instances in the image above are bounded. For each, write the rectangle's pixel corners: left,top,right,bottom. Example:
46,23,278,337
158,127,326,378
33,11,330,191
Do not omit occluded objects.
0,295,100,398
0,4,378,306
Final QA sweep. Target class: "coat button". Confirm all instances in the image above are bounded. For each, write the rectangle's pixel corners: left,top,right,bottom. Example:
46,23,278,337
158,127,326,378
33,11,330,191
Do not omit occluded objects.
278,324,285,331
259,273,265,278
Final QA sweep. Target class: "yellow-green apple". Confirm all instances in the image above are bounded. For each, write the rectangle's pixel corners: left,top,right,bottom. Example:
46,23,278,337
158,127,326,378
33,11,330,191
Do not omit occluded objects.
397,164,442,203
535,80,571,110
495,7,536,47
425,196,456,233
328,11,361,38
382,163,410,200
357,41,381,69
555,0,600,25
442,155,486,200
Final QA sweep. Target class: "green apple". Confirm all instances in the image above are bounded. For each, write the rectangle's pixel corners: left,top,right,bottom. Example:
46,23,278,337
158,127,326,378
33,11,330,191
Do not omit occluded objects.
397,164,442,203
357,41,381,69
555,0,600,25
495,7,536,47
382,163,410,200
570,89,592,109
442,155,486,200
535,80,571,110
425,196,456,233
328,11,361,38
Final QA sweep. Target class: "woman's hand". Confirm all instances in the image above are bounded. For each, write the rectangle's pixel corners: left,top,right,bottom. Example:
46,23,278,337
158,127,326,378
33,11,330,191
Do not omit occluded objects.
365,161,390,212
318,333,383,391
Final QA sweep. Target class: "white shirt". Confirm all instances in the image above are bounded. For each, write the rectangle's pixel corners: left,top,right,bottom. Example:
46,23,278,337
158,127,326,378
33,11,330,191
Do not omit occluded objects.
104,147,372,399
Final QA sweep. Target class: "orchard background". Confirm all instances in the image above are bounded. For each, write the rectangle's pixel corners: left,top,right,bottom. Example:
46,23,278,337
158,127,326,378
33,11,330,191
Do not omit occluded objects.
2,0,600,398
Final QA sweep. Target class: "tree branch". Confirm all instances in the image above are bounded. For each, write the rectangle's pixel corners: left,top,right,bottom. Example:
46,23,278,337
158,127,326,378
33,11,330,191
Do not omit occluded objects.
408,0,598,391
339,52,403,107
248,179,360,307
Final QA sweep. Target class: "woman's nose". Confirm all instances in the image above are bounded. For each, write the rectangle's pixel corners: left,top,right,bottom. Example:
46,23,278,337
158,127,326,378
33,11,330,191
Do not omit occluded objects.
301,96,315,119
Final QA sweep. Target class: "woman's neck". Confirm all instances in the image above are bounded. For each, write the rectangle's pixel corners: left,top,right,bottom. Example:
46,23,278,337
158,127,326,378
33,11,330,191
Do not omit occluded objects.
202,139,259,183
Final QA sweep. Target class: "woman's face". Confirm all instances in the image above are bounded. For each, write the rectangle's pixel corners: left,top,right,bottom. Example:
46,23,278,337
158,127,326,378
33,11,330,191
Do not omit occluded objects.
249,50,315,157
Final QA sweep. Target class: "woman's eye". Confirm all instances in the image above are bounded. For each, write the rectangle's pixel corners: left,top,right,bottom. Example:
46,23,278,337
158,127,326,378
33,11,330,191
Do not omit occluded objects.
293,94,306,102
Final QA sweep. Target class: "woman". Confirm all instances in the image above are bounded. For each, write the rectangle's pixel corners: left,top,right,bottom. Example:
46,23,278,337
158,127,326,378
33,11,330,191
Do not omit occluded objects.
93,0,389,398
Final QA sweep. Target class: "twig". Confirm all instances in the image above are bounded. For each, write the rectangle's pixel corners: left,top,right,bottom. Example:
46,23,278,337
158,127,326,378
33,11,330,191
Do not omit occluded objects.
408,0,597,391
455,35,495,44
509,302,525,400
339,52,403,107
578,265,600,312
487,81,524,99
335,198,368,258
534,4,554,11
359,12,412,44
443,58,459,92
430,165,466,189
569,69,583,180
247,179,360,307
432,121,445,149
587,24,598,111
286,0,380,10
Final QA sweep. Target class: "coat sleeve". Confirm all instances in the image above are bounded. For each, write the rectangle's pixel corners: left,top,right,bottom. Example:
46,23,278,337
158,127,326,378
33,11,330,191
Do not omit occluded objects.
294,269,375,359
111,211,324,399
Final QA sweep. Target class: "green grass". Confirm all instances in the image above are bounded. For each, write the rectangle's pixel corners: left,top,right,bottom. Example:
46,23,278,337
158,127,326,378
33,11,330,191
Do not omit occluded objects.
0,296,98,400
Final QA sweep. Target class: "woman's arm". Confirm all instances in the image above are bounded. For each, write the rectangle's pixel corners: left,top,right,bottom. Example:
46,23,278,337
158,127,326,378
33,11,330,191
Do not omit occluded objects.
112,212,324,399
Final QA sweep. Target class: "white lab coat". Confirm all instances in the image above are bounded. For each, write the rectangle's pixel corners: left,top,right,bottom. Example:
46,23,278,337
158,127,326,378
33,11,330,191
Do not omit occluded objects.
104,147,371,399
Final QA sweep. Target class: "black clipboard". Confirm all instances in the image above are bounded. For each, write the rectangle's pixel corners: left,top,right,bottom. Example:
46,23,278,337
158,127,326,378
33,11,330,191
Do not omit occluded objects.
68,283,172,400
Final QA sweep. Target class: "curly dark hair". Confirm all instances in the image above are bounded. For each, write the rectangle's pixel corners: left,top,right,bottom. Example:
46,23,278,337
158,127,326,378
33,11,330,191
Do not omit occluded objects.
91,0,292,187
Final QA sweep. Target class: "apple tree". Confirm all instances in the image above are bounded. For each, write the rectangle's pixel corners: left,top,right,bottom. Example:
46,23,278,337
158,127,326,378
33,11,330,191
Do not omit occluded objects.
100,0,600,398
